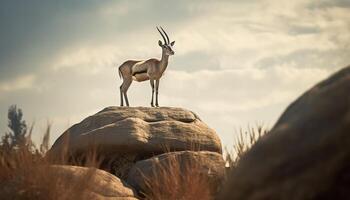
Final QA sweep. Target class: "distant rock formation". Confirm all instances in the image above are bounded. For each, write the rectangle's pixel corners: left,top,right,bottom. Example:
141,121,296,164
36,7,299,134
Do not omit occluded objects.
220,66,350,200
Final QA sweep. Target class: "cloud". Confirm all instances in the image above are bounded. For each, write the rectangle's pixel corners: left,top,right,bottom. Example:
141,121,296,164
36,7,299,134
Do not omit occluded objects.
0,74,36,93
309,0,350,8
0,0,102,79
52,45,122,74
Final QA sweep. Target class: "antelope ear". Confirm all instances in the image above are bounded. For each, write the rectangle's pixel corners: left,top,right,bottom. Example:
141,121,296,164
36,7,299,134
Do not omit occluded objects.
158,40,163,47
170,41,175,46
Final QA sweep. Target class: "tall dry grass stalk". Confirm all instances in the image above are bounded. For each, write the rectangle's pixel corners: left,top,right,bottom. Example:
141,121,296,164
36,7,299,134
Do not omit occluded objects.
225,125,269,168
141,154,213,200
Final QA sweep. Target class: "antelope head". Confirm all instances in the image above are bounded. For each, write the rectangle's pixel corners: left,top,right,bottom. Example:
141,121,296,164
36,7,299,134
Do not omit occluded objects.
157,26,175,56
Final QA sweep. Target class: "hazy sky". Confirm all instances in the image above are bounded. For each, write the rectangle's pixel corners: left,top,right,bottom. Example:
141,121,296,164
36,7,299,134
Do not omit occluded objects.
0,0,349,148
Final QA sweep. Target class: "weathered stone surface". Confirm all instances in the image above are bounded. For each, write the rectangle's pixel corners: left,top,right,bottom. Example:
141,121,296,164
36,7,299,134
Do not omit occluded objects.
51,165,139,200
50,107,222,159
127,151,225,195
219,66,350,200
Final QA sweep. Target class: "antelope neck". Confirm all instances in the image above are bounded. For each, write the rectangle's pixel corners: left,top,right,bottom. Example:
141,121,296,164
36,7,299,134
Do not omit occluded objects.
159,50,169,73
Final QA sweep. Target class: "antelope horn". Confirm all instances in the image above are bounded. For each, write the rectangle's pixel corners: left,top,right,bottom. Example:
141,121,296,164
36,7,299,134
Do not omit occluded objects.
160,26,170,44
157,26,167,44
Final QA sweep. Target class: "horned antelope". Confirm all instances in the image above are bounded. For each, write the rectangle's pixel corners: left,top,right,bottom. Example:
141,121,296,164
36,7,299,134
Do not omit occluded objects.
118,27,175,107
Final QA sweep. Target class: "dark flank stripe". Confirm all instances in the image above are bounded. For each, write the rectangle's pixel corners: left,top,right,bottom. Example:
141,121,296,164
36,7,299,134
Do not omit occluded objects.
132,70,147,76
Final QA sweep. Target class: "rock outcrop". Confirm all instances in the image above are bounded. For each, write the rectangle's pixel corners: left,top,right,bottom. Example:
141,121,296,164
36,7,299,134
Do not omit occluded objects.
127,151,225,195
49,107,223,181
219,66,350,200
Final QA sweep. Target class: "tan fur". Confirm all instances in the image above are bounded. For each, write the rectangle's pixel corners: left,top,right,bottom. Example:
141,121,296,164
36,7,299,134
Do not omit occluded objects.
118,27,175,107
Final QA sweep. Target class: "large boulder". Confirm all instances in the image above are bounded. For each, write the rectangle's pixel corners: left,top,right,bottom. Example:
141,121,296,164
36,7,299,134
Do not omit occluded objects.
127,151,225,197
49,107,222,176
220,66,350,200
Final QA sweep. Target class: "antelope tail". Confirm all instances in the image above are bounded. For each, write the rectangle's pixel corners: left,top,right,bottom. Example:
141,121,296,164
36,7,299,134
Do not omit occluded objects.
118,67,122,79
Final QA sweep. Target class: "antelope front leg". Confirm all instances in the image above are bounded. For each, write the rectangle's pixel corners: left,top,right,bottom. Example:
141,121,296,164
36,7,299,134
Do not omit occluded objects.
150,79,155,107
155,79,160,107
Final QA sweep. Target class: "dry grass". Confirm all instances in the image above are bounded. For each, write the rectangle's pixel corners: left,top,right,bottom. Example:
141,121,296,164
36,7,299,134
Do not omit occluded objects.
2,154,84,199
137,138,225,200
0,134,102,200
0,137,216,200
141,153,213,200
225,125,269,168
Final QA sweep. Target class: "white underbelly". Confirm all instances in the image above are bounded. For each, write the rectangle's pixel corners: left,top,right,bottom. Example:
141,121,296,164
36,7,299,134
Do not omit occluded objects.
133,73,149,82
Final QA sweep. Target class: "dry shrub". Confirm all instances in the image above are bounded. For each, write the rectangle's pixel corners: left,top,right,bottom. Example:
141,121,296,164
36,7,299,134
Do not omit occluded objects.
141,154,213,200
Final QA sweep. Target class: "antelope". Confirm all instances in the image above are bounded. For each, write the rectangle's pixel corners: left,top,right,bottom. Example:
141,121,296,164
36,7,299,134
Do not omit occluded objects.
118,27,175,107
